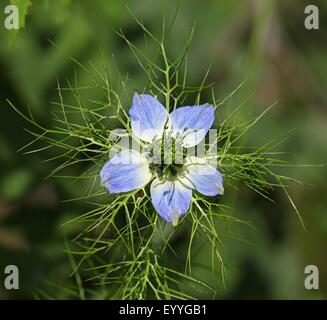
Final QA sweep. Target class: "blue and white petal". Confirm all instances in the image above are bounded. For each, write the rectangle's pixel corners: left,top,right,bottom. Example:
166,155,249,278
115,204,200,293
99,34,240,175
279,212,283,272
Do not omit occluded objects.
150,178,192,226
129,93,169,143
180,157,224,196
100,150,152,193
169,105,215,147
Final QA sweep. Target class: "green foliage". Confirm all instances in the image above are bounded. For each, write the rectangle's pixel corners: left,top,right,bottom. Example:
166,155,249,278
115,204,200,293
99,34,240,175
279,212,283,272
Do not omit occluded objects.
8,14,307,299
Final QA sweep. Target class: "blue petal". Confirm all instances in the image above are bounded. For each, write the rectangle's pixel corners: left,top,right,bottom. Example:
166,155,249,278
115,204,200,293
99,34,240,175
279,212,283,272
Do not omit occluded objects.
170,105,215,147
129,93,169,143
150,178,192,226
180,157,224,196
100,150,152,193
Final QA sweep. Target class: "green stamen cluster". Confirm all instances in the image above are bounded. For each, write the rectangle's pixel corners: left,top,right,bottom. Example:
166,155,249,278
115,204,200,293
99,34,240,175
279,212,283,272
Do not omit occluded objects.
147,131,185,180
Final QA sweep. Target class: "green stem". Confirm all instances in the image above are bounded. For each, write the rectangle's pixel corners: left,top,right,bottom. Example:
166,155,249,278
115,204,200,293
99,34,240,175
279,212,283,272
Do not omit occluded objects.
161,43,171,111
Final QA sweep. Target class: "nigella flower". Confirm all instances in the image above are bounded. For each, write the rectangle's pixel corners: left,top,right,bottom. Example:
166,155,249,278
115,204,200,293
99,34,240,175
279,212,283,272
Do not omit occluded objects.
100,94,224,226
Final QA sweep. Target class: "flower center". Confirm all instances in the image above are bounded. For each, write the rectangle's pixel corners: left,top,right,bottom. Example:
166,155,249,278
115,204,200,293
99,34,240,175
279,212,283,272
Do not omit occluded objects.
146,130,186,179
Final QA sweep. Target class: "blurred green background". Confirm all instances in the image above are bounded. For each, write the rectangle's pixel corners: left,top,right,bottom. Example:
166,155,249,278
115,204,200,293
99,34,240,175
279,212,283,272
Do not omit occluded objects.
0,0,326,299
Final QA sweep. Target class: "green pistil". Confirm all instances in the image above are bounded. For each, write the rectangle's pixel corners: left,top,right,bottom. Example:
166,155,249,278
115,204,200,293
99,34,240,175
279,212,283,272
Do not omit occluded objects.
150,163,183,180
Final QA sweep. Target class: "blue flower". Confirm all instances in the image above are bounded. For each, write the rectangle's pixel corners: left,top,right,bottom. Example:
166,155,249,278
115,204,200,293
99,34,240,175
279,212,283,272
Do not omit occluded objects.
100,93,224,226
